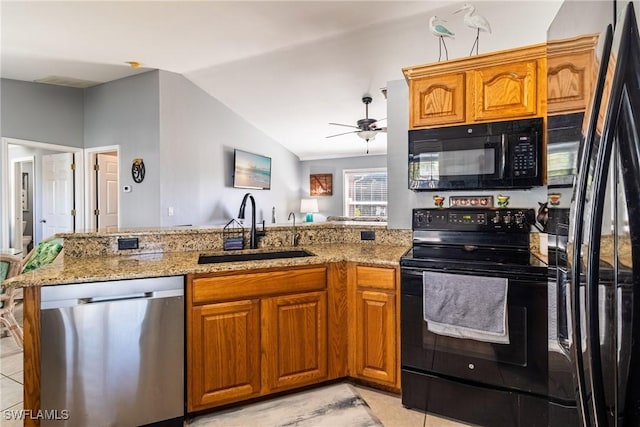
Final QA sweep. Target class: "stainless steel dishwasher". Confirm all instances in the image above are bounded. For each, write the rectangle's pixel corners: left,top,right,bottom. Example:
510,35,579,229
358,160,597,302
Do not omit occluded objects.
40,276,184,427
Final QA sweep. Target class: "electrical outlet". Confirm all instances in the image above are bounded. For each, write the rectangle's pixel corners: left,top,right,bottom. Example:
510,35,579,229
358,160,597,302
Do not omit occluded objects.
361,230,375,241
118,238,139,250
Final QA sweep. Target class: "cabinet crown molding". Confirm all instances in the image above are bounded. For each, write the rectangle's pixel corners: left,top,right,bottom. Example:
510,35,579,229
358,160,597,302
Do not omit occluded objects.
547,33,599,56
403,43,546,81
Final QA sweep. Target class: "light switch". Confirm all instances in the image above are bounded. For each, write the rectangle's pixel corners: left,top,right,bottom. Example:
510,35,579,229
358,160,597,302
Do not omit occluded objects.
168,207,174,216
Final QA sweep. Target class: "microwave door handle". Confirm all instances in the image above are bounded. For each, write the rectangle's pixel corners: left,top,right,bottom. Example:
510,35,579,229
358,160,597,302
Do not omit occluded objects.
500,134,507,178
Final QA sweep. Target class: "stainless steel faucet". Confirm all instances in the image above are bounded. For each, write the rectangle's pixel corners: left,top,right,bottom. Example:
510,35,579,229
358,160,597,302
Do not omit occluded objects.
287,211,297,246
238,193,265,249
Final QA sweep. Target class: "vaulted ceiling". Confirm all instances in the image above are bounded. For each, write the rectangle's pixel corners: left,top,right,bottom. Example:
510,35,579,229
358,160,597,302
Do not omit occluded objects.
1,1,562,160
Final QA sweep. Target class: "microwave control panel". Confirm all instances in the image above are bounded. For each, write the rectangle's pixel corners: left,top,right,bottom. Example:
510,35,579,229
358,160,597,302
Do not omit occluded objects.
511,135,538,177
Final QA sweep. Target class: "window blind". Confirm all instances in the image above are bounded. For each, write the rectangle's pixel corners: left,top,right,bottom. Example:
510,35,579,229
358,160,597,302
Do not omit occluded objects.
344,169,388,217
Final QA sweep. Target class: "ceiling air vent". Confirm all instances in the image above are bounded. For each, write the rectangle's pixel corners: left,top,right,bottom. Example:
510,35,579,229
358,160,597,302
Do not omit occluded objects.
34,76,101,88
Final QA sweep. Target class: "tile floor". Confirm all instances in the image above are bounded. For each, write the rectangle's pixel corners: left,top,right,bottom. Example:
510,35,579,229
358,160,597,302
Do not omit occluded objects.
0,302,468,426
0,302,24,427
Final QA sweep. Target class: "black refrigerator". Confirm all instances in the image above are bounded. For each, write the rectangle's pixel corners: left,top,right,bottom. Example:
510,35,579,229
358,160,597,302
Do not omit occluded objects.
567,2,640,426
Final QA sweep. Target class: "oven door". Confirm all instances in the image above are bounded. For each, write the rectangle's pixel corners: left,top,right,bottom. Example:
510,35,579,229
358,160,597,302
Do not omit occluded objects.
401,266,548,396
409,133,504,190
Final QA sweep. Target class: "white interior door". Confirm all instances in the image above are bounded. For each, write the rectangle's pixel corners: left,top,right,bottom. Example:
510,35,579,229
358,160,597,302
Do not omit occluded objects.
42,152,74,240
12,163,23,250
97,153,118,231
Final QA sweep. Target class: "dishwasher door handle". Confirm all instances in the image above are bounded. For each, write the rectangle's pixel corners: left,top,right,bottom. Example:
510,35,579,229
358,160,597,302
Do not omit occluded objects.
79,292,153,304
77,289,183,304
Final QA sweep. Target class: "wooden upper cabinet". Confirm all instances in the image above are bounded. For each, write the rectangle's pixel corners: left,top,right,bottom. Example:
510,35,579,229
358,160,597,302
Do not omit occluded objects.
471,60,538,121
403,44,546,129
547,34,599,114
410,73,466,127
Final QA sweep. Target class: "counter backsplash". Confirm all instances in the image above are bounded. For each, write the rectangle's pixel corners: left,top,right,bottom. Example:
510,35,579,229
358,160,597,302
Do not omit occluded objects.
60,223,412,258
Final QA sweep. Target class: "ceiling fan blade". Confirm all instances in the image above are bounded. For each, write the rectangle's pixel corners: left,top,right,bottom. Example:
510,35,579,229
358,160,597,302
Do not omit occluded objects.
329,122,359,129
326,130,358,138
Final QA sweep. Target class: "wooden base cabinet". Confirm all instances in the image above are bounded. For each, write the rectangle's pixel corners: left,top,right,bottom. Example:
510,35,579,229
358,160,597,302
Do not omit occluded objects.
263,291,328,391
189,299,261,411
187,266,329,412
349,264,400,390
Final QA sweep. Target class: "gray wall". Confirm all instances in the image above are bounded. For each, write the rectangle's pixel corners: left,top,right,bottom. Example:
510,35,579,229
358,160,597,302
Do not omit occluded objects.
301,155,386,219
0,78,84,147
548,1,612,41
158,71,302,226
84,71,161,228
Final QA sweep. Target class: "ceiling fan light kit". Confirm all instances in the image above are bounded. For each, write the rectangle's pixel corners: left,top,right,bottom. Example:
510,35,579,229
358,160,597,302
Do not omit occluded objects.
326,96,387,154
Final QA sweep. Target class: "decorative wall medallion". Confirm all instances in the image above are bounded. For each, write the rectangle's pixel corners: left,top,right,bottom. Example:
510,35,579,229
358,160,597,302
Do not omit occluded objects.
132,158,145,183
310,173,333,196
433,195,445,207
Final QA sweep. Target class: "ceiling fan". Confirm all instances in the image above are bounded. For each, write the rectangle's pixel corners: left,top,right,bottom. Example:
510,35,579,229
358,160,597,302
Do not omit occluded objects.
326,96,387,153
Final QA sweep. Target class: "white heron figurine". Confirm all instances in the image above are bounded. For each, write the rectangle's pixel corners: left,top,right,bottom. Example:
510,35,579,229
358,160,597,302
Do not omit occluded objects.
429,16,455,61
454,3,491,56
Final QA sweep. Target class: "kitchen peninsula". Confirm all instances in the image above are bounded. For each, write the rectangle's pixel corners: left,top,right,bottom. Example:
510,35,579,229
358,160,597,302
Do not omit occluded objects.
3,222,410,427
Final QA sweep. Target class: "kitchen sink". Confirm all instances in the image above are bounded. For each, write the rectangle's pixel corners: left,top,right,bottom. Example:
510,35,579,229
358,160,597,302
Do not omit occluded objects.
198,249,314,264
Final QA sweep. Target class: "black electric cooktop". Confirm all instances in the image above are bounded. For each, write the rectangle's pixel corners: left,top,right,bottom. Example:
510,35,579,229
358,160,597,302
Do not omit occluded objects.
401,246,548,277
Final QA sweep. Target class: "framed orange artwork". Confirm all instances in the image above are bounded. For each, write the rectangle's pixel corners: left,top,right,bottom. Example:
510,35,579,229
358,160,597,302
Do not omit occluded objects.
310,173,333,196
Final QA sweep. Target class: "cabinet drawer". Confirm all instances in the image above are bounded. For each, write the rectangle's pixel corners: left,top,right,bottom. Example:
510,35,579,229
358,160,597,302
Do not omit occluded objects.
191,267,327,304
355,265,396,290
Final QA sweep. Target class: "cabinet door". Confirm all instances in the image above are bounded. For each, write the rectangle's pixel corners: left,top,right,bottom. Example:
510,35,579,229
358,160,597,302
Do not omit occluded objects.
263,291,328,391
188,299,261,411
547,50,593,114
471,60,538,121
355,289,397,385
410,73,466,128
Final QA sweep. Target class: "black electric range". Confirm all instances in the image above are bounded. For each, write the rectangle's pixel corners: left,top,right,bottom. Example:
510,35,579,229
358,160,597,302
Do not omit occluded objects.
400,207,550,427
401,207,547,278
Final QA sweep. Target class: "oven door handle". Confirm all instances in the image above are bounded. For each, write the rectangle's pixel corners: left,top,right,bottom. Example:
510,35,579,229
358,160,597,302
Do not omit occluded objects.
401,269,427,278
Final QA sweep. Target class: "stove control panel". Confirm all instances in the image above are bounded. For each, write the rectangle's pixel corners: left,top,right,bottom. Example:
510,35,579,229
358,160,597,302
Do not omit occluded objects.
413,208,534,231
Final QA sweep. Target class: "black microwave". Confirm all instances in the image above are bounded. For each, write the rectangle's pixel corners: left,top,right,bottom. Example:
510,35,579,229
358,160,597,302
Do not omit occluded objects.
408,118,543,191
547,112,584,188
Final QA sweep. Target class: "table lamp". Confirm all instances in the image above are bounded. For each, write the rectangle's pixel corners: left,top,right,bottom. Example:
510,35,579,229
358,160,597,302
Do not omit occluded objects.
300,198,319,222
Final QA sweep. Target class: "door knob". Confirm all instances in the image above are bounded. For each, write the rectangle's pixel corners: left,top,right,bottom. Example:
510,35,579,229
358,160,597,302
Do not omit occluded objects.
40,219,47,223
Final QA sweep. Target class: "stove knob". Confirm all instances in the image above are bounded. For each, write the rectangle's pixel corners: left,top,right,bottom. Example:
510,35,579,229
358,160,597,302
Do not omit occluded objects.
491,213,501,224
515,212,525,225
503,213,512,224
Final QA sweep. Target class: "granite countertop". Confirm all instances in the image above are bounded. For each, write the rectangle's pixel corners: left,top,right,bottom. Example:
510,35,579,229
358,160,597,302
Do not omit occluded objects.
3,244,410,289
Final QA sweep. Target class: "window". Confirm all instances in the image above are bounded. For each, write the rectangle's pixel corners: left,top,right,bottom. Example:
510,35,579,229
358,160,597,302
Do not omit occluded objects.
343,168,387,218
